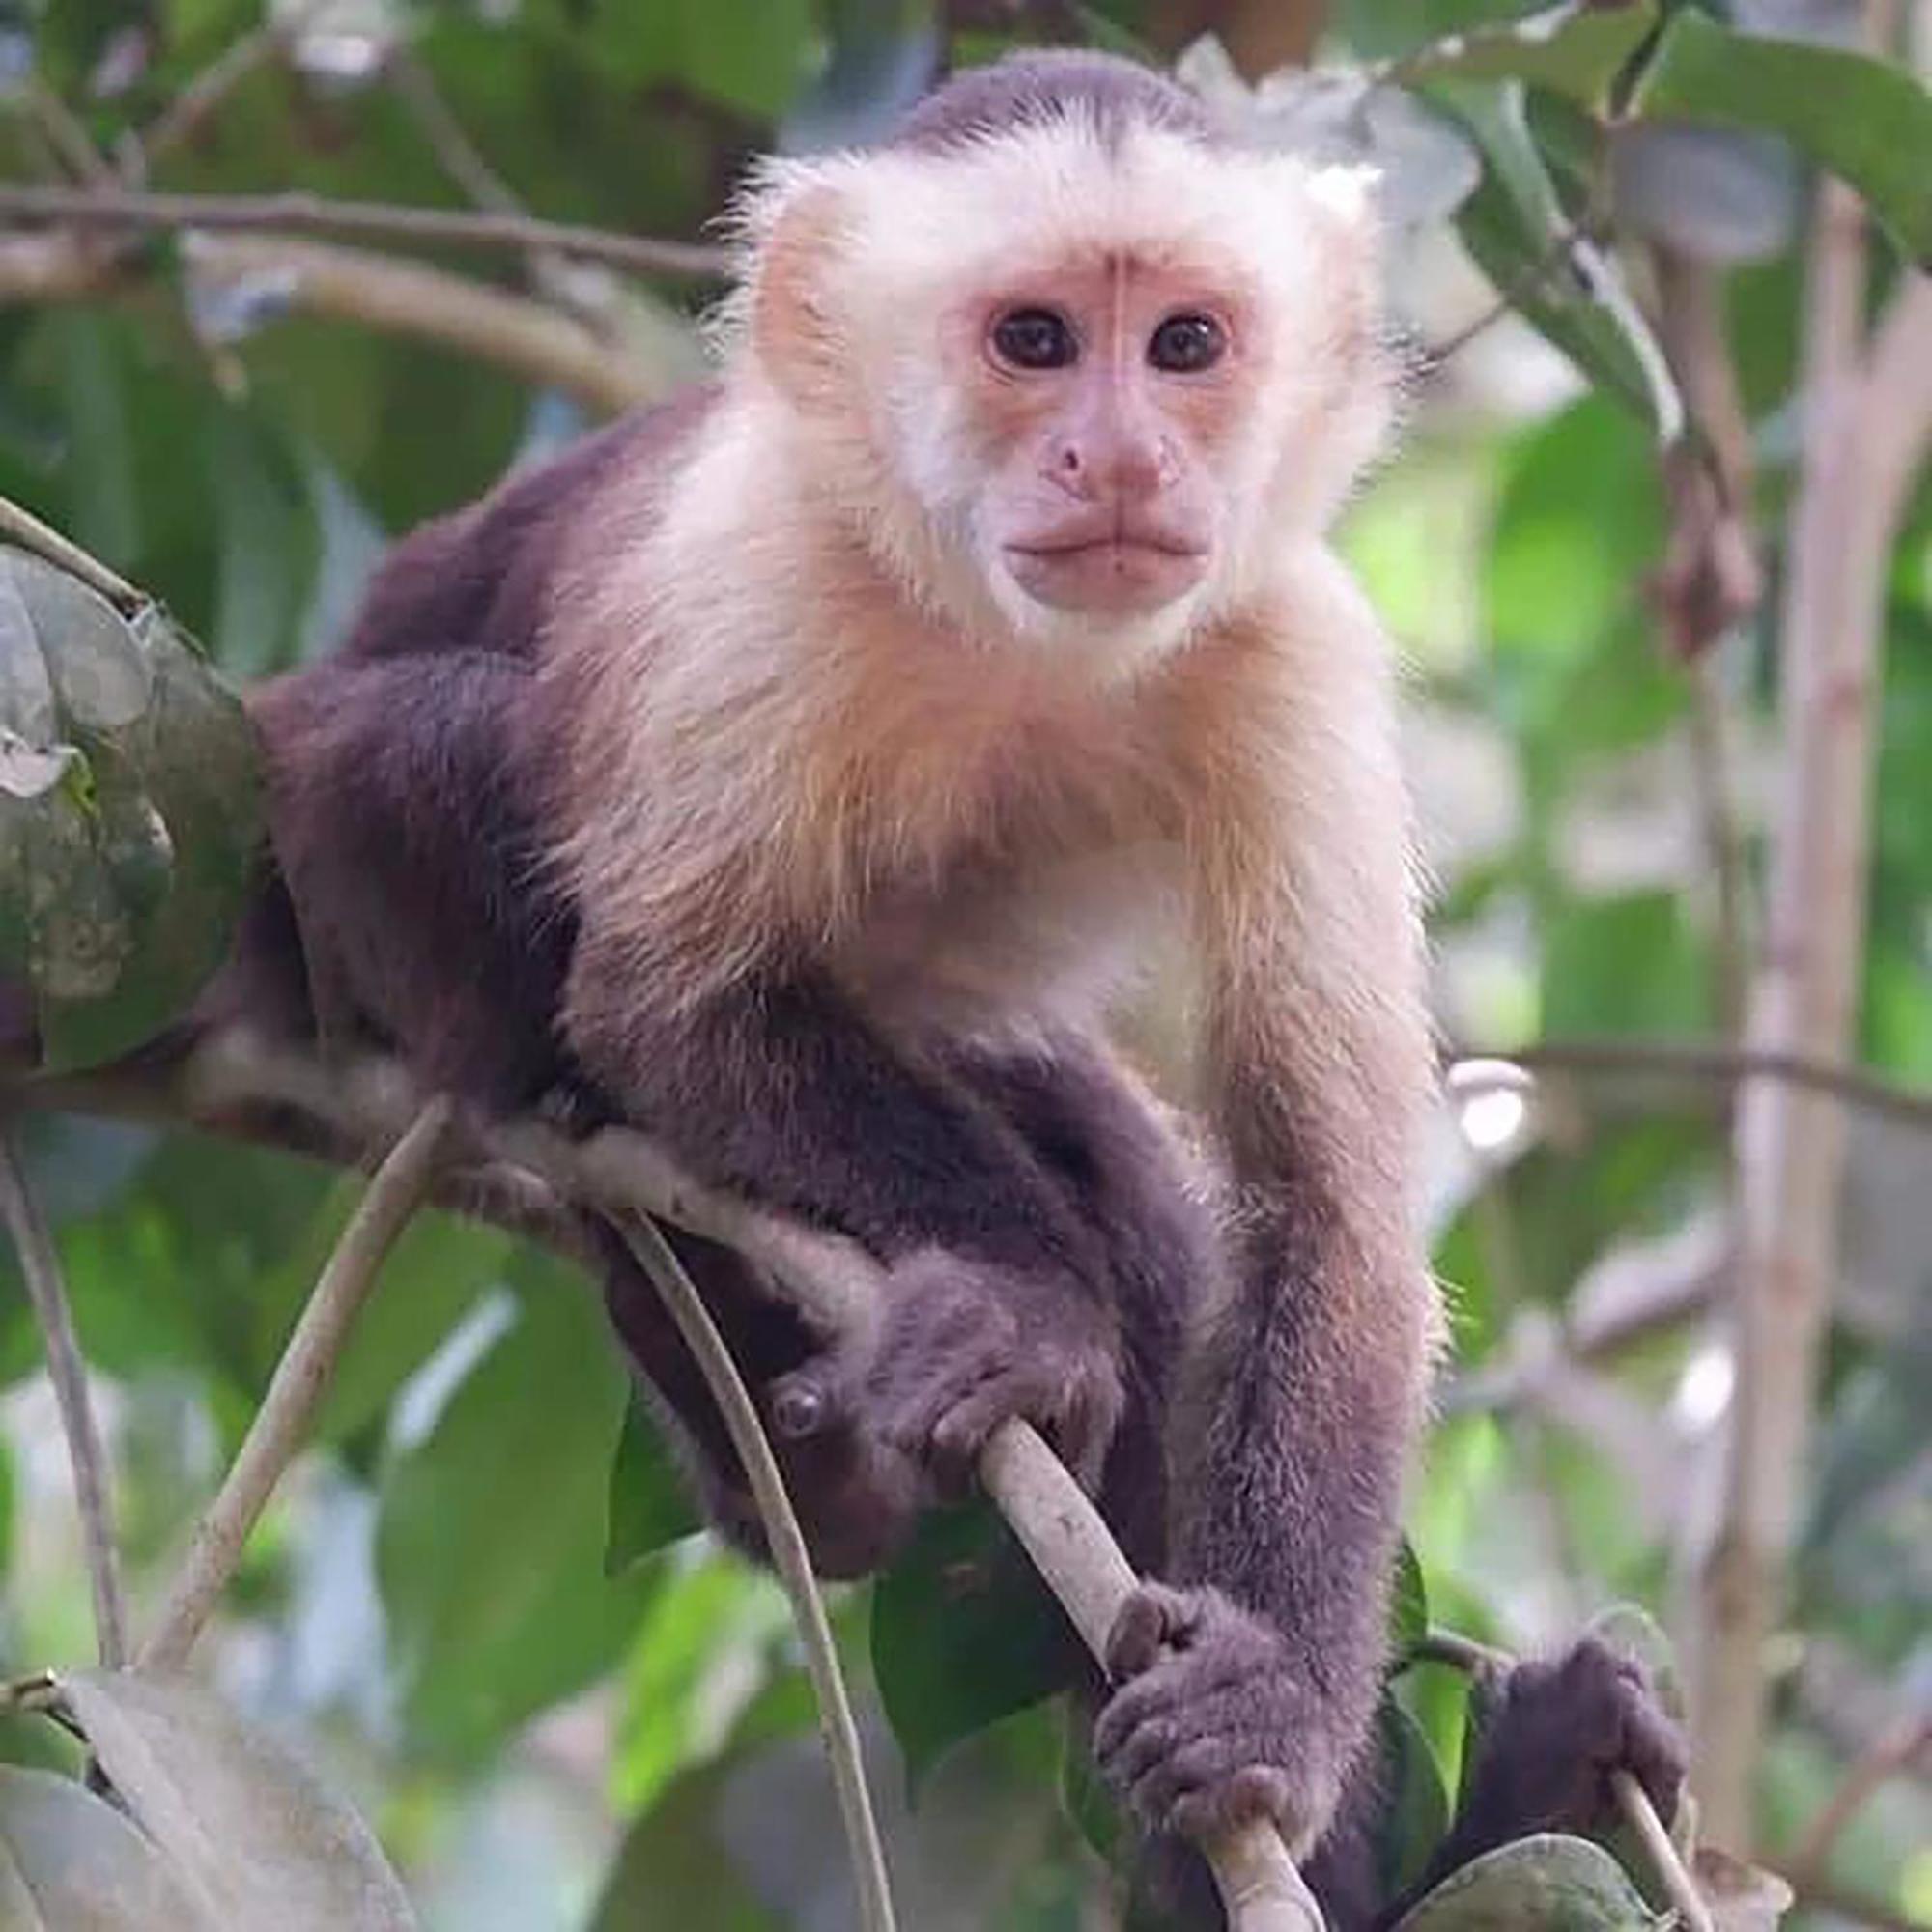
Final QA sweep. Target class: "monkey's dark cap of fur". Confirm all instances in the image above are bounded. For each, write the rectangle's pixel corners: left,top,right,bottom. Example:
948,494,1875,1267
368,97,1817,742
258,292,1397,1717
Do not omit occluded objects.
888,49,1213,155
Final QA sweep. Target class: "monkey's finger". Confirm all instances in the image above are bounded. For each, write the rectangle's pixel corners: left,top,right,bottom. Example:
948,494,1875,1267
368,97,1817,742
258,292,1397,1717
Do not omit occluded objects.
1123,1738,1231,1827
1094,1651,1259,1761
1103,1582,1203,1682
1614,1693,1690,1823
930,1361,1075,1469
871,1349,1005,1447
1169,1767,1293,1842
1100,1678,1267,1785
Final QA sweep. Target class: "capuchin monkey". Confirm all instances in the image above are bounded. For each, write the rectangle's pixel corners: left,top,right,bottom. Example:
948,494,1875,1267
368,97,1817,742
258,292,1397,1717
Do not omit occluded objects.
224,49,1685,1925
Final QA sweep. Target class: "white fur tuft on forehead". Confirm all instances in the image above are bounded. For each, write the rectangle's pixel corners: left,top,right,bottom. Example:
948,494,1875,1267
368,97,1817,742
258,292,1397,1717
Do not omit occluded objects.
726,113,1379,353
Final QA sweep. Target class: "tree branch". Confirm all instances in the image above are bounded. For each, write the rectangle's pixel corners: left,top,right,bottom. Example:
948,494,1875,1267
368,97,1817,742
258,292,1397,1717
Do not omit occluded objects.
615,1214,899,1932
0,227,669,416
0,492,146,613
0,183,726,280
1790,1708,1932,1886
139,1097,454,1671
1454,1037,1932,1132
133,0,339,173
1687,134,1932,1832
9,1031,1318,1929
0,1122,128,1666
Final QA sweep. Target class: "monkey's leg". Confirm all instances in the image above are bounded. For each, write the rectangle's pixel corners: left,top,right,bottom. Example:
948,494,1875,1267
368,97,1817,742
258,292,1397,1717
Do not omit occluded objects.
563,962,1129,1492
245,653,575,1108
942,1035,1216,1572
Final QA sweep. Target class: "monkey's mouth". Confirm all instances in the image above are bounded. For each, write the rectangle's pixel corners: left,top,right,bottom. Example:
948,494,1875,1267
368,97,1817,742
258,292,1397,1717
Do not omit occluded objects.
1002,533,1209,615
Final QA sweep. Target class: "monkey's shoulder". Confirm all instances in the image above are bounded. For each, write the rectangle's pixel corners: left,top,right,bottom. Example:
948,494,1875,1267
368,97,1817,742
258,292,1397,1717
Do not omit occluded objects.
339,384,722,670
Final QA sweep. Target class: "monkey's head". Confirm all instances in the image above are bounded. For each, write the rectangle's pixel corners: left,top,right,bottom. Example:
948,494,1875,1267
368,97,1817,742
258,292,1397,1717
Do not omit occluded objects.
727,53,1395,673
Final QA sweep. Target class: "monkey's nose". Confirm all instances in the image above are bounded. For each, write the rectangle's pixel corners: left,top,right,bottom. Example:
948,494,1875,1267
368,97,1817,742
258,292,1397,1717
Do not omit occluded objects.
1051,431,1167,506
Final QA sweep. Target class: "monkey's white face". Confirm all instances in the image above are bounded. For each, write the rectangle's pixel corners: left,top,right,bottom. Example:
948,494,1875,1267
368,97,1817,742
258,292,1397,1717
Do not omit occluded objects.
945,255,1239,634
736,115,1396,667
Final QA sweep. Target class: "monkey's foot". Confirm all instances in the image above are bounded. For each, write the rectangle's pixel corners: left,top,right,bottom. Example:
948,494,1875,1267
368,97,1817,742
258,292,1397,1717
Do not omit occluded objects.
1460,1637,1688,1843
1096,1583,1341,1854
774,1249,1122,1492
711,1401,928,1581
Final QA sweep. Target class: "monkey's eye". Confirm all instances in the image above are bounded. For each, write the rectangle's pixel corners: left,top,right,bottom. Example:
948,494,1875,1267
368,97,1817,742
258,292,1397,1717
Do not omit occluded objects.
990,308,1079,371
1148,312,1227,374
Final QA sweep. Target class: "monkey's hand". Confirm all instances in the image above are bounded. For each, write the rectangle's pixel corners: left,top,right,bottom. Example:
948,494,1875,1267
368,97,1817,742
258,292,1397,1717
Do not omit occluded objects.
1096,1582,1344,1857
1456,1638,1688,1846
772,1249,1123,1495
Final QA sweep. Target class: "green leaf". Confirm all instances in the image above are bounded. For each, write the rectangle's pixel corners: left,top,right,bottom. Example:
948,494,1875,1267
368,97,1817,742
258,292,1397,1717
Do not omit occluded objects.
0,547,262,1072
590,1754,781,1932
0,1765,217,1929
1392,1832,1662,1928
1633,11,1932,264
49,1670,416,1929
1059,1705,1127,1866
249,1191,507,1446
870,1501,1080,1789
54,315,142,572
611,1553,787,1812
1376,1695,1452,1899
1542,894,1704,1040
1390,1536,1430,1652
376,1260,657,1762
1427,81,1683,440
205,405,321,680
605,1385,700,1576
1396,0,1660,113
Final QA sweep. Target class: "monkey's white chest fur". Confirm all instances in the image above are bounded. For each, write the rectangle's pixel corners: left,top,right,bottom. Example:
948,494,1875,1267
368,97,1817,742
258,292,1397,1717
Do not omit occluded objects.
835,840,1180,1045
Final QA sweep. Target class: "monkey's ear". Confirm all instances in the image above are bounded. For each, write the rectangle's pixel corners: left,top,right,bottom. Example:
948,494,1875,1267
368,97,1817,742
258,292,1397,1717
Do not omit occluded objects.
745,181,850,411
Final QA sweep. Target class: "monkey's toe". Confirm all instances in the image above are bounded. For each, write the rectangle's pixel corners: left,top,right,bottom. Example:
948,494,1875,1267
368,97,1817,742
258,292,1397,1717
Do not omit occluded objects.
856,1253,1122,1486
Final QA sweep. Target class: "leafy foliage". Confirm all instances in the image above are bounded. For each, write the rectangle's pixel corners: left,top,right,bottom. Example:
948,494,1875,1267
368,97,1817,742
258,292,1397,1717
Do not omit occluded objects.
0,547,260,1070
0,0,1927,1924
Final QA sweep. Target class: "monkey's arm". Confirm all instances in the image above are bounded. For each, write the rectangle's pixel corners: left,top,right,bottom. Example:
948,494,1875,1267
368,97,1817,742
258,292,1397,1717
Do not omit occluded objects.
562,954,1128,1489
1096,576,1438,1861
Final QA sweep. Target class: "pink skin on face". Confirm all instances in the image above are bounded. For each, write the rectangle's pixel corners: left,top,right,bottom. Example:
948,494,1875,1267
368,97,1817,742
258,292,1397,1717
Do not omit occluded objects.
952,252,1251,621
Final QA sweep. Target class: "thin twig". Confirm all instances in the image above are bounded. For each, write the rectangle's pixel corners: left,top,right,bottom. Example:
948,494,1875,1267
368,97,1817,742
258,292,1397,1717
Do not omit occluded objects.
1683,663,1751,1043
0,228,667,415
614,1215,899,1932
1450,1037,1932,1132
1406,1628,1511,1676
135,0,338,172
9,1030,1315,1926
980,1424,1324,1930
0,1122,128,1666
139,1098,453,1671
0,183,726,280
385,47,523,218
1614,1770,1713,1932
1763,1862,1926,1932
0,492,146,613
22,77,117,186
1791,1709,1932,1883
